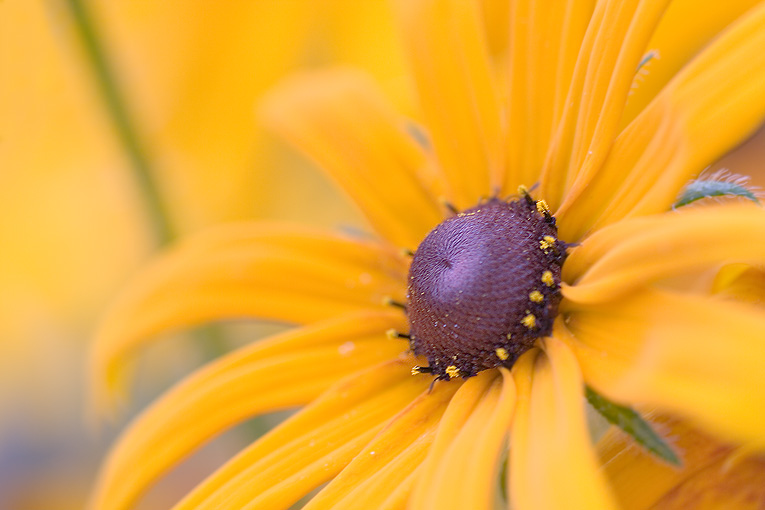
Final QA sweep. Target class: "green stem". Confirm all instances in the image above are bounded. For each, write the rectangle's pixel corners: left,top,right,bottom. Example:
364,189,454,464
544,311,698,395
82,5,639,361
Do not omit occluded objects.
64,0,174,245
64,0,233,365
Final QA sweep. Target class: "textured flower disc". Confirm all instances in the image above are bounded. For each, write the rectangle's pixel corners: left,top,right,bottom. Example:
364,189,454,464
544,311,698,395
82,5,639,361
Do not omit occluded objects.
406,195,568,381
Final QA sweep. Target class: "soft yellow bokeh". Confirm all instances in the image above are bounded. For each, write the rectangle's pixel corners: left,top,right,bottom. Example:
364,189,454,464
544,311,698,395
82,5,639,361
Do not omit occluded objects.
0,1,406,508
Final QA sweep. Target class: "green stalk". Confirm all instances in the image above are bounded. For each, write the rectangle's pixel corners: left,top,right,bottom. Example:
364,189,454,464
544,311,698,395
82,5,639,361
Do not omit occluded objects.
64,0,174,245
63,0,231,362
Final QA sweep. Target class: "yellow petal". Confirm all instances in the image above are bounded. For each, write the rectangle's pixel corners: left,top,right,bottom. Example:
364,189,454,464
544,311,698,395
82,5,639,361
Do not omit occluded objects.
558,2,765,239
479,0,509,56
396,0,503,207
409,369,515,510
260,68,442,248
562,204,765,304
565,289,765,447
713,263,765,305
598,415,736,510
303,375,461,510
304,441,429,510
377,465,423,510
541,0,669,210
510,340,617,510
89,313,407,510
90,1,412,232
621,0,763,127
91,222,408,407
174,361,449,510
650,451,765,510
505,0,596,191
600,414,765,510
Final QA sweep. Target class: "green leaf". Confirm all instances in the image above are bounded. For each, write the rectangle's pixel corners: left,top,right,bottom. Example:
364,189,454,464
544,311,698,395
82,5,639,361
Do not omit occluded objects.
585,387,681,466
674,178,759,208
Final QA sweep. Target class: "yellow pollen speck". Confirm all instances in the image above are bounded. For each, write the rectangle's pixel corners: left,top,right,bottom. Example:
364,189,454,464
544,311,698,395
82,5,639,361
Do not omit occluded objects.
536,200,550,215
529,290,544,303
521,314,537,329
539,239,553,251
495,347,510,361
445,365,460,379
411,366,424,376
506,333,512,340
543,235,556,244
542,271,555,287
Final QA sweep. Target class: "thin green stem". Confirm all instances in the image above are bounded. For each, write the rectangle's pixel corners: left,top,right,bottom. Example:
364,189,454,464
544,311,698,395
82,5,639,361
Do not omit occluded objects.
64,0,174,245
64,0,234,372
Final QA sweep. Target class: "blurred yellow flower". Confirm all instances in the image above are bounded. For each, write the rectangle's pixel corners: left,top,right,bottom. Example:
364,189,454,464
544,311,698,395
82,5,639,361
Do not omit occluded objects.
90,1,765,509
2,0,407,508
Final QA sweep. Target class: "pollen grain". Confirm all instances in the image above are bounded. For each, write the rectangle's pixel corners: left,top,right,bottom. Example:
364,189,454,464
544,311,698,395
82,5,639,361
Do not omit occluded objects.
445,365,460,379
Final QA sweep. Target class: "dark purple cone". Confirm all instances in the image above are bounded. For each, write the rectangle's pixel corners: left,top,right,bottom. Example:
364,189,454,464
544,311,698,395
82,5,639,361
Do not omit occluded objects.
406,197,567,380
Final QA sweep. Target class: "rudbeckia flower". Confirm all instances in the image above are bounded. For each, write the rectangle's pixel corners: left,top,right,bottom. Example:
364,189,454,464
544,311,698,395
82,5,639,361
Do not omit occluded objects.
90,1,765,509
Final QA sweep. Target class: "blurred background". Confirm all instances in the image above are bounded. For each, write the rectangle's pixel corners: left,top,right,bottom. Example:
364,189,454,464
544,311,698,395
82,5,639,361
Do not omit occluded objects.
1,1,410,508
2,1,765,509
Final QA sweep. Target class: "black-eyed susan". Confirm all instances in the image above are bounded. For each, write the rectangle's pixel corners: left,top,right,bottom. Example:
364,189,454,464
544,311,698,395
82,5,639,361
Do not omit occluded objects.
90,1,765,509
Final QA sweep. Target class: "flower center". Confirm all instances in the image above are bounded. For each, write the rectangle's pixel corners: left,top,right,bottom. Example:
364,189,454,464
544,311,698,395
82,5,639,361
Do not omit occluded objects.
406,193,568,381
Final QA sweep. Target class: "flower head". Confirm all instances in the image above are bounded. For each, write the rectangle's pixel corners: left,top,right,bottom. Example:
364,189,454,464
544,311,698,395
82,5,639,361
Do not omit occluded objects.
90,1,765,509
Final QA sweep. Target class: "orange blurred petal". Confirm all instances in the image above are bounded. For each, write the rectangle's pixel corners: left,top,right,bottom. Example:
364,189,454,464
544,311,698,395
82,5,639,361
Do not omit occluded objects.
409,369,515,510
713,263,765,305
559,2,765,239
260,69,442,249
505,0,596,191
173,361,448,510
90,222,408,409
479,0,509,56
652,452,765,509
621,0,763,127
600,414,765,510
89,312,407,510
510,340,617,510
566,289,765,447
598,415,735,510
396,0,504,207
562,204,765,304
541,0,669,210
303,376,462,510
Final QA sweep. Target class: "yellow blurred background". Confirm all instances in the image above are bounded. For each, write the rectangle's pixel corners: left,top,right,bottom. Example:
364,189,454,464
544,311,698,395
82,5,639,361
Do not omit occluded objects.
1,1,408,508
2,1,765,509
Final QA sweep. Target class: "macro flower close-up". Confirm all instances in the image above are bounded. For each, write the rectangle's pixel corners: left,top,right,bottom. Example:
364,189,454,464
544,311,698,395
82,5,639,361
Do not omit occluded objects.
87,1,765,509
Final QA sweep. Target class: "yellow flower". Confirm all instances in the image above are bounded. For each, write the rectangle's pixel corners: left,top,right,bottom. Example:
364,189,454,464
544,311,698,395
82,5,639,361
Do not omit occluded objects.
90,1,765,509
